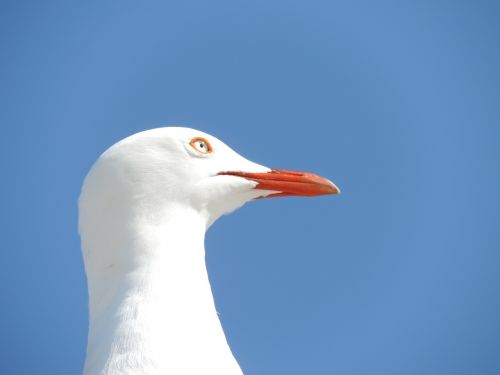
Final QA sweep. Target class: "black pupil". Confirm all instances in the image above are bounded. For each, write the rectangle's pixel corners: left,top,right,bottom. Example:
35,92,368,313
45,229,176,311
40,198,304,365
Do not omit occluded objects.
199,142,204,148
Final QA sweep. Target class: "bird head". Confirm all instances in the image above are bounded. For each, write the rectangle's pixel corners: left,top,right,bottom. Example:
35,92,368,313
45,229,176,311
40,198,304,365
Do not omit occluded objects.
80,127,339,228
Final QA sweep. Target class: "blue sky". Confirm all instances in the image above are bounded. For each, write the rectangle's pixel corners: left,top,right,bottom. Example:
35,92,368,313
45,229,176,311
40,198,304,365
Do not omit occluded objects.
1,1,499,374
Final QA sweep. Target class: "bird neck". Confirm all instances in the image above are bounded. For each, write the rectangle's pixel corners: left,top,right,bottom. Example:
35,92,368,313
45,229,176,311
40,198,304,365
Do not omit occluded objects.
83,207,243,375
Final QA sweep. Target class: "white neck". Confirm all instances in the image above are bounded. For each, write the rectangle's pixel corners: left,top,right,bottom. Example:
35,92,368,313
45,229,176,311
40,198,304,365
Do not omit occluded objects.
82,207,243,375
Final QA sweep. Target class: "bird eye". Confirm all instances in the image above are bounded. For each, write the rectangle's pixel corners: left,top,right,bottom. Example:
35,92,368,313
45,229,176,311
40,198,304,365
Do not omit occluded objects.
189,137,213,154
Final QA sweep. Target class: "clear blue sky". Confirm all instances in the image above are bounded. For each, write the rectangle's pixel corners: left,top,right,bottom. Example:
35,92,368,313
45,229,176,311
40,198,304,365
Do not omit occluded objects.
1,1,499,374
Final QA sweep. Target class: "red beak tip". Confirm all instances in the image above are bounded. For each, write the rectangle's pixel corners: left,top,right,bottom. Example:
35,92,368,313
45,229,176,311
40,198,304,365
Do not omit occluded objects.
328,182,341,195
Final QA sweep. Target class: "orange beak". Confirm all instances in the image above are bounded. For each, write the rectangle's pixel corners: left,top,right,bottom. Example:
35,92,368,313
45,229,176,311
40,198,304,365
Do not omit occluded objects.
218,169,340,198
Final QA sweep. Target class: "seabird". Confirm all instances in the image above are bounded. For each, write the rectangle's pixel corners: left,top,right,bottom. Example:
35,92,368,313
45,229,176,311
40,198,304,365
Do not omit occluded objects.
79,127,339,374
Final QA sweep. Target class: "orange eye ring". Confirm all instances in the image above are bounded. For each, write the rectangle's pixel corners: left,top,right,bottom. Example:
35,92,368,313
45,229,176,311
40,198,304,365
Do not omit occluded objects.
189,137,213,154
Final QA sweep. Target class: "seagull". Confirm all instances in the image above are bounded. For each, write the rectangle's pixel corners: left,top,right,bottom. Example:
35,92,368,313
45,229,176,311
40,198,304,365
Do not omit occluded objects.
79,127,340,375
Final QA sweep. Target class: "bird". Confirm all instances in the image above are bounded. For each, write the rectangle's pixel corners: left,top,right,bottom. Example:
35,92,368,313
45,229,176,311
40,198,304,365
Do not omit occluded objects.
79,127,340,375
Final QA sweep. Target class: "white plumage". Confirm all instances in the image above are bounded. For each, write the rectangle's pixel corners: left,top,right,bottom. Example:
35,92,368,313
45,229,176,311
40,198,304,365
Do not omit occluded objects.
79,127,338,374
